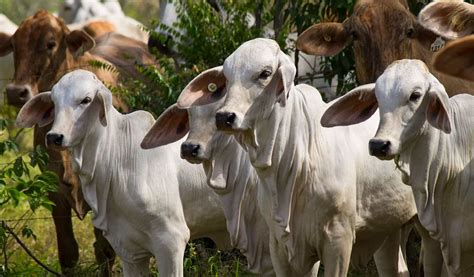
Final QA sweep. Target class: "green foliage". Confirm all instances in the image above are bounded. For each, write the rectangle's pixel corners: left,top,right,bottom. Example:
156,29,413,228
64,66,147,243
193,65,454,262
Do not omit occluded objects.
0,119,58,274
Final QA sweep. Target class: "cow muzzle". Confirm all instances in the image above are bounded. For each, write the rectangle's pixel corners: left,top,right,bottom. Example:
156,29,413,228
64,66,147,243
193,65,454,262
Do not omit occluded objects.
6,84,33,107
368,138,395,160
46,132,66,150
215,111,236,132
180,142,203,163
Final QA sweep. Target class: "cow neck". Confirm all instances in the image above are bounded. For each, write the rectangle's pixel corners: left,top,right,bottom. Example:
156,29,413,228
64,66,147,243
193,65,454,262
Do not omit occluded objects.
70,108,119,232
242,85,326,255
400,96,474,271
204,133,269,273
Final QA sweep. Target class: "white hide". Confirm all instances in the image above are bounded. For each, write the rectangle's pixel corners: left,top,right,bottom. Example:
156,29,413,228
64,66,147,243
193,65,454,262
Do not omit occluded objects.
19,70,228,276
0,14,17,105
210,39,416,276
61,0,148,43
370,60,474,276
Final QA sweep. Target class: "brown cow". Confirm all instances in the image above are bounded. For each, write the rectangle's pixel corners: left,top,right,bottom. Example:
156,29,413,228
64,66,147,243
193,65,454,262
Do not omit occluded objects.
0,10,155,276
296,0,474,96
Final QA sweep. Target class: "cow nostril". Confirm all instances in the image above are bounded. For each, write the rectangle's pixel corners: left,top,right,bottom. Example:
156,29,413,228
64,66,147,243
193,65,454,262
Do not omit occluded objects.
191,144,200,157
226,113,236,126
369,139,391,156
19,89,29,99
47,133,64,146
380,141,391,154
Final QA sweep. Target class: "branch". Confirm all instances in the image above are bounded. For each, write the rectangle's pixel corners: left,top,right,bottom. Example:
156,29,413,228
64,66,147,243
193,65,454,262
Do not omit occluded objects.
2,221,61,276
273,0,285,39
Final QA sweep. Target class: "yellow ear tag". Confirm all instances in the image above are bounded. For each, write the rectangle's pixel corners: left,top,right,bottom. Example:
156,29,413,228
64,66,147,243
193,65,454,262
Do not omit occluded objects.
208,83,217,93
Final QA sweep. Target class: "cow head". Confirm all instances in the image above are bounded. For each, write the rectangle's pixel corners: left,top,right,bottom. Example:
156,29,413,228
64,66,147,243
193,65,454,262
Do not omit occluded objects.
213,39,295,134
0,10,95,107
297,0,437,84
141,66,227,163
321,59,451,160
16,70,112,150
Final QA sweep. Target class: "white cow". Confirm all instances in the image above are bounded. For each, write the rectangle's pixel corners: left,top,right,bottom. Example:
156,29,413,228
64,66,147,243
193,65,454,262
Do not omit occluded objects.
15,70,229,276
320,59,474,276
141,98,276,275
60,0,148,43
175,38,417,276
0,14,17,105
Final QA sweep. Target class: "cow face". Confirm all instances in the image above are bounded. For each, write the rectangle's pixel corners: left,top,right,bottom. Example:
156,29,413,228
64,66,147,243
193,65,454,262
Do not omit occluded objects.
0,10,95,107
215,38,295,133
320,59,451,160
16,70,112,150
141,66,227,163
297,0,437,84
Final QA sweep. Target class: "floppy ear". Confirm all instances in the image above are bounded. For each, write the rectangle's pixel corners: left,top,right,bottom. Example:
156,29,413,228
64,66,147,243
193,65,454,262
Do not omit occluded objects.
66,30,95,56
432,35,474,81
0,32,12,57
265,52,296,107
96,87,112,127
141,104,189,149
16,91,55,128
177,66,227,109
426,74,451,134
418,1,473,39
321,83,377,127
296,22,351,56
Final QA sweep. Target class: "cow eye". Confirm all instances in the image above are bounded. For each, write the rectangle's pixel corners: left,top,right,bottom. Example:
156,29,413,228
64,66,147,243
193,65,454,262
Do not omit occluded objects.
81,96,92,104
407,27,415,38
46,41,56,50
351,30,358,40
259,69,272,79
409,91,421,102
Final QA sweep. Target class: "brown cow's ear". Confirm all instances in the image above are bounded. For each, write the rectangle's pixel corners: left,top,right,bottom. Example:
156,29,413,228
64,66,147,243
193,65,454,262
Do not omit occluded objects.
418,1,474,39
177,66,226,109
0,32,12,57
66,30,95,56
426,74,451,134
141,104,189,149
432,35,474,81
321,83,377,127
16,91,55,128
296,22,351,56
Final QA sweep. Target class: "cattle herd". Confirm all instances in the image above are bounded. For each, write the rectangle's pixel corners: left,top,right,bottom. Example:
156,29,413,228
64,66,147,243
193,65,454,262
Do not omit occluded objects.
2,0,474,276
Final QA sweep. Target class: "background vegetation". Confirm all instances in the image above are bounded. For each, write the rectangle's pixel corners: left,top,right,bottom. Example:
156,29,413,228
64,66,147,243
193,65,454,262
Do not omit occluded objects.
0,0,464,276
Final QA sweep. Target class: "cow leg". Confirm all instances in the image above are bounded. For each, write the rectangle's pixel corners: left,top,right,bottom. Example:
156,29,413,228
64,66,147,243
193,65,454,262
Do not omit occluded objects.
373,230,409,277
121,259,150,277
321,217,353,277
415,220,443,277
93,228,116,276
268,232,294,276
50,191,79,275
152,223,188,277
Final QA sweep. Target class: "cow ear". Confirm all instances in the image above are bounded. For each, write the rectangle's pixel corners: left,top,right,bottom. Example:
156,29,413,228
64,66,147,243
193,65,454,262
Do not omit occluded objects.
267,52,296,107
96,87,112,127
426,74,451,134
177,66,226,109
296,22,351,56
66,30,95,56
16,91,55,128
0,32,12,57
432,36,474,82
321,83,377,127
141,104,189,149
418,1,473,39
